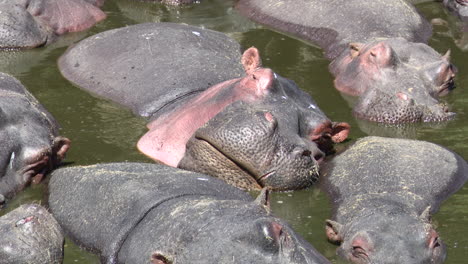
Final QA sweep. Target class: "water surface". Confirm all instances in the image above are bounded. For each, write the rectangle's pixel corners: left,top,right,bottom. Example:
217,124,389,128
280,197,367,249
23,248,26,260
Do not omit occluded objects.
1,1,468,263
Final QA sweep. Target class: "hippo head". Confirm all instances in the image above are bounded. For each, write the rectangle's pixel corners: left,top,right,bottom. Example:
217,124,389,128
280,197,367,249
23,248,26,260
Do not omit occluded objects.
172,47,349,191
150,190,331,264
325,207,446,264
330,38,456,123
0,76,70,203
0,204,64,263
444,0,468,21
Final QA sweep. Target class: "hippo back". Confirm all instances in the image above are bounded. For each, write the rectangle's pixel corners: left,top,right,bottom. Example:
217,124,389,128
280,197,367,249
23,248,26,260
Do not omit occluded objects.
48,163,252,258
236,0,432,59
58,22,244,118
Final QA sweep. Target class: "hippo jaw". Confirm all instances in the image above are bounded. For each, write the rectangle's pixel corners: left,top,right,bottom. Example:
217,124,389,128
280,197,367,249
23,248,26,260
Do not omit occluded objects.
178,102,320,191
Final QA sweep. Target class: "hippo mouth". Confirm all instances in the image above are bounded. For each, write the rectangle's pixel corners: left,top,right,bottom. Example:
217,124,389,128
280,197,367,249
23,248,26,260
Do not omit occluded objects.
193,136,270,188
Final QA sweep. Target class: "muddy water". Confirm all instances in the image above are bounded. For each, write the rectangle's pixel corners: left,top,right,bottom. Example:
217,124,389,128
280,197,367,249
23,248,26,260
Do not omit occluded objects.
1,1,467,263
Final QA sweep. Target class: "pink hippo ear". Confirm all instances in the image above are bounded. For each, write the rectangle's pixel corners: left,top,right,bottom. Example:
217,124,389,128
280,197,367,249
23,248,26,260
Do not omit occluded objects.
241,47,262,74
331,122,350,143
151,252,173,264
325,219,343,244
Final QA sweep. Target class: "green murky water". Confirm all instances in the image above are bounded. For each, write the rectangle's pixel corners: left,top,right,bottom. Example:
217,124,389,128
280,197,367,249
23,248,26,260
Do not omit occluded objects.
1,1,468,263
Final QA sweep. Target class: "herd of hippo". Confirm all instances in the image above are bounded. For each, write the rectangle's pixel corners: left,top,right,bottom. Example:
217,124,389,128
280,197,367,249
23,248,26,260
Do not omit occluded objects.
1,0,468,263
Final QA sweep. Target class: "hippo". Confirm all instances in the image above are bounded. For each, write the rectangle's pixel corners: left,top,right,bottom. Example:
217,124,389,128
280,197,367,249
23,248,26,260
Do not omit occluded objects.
320,136,468,263
236,0,457,123
443,0,468,21
0,72,70,205
57,22,349,191
0,0,106,49
0,204,64,264
48,162,332,264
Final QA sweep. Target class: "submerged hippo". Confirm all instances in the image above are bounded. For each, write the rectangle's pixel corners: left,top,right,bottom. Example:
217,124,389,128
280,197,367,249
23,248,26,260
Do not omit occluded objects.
0,72,70,204
58,23,349,191
320,136,468,263
0,0,106,49
236,0,457,123
48,162,331,264
0,204,64,264
444,0,468,21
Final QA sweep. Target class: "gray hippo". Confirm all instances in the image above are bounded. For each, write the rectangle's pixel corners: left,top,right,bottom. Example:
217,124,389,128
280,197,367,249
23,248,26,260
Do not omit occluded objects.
58,23,349,191
0,0,106,49
48,162,332,264
320,136,468,263
236,0,457,123
443,0,468,21
0,204,64,264
0,72,70,204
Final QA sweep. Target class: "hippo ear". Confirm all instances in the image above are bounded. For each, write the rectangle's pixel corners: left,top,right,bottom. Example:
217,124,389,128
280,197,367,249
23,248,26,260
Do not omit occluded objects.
241,47,262,74
419,206,432,223
331,122,350,143
254,187,271,212
349,42,364,58
151,252,173,264
52,136,71,163
325,219,343,244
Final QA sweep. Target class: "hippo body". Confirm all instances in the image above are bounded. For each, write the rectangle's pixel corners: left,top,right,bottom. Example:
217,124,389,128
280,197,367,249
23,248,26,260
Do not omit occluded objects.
48,162,331,264
236,0,457,123
0,72,70,204
0,204,64,264
320,136,468,263
58,23,349,191
0,0,106,49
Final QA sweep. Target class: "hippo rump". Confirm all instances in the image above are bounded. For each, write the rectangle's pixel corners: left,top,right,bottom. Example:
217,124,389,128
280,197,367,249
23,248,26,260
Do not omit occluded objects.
320,136,468,263
0,0,106,49
0,204,64,264
0,72,70,205
236,0,457,123
48,162,332,264
57,22,349,191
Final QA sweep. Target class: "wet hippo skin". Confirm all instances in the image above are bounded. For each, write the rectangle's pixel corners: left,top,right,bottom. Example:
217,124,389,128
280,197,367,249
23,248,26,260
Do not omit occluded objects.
0,72,70,205
48,162,332,264
58,22,350,191
236,0,458,123
0,0,106,49
0,204,64,264
320,136,468,264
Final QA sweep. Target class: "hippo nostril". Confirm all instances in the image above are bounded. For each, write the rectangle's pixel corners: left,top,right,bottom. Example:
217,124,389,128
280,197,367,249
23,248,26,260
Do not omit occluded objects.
302,150,312,157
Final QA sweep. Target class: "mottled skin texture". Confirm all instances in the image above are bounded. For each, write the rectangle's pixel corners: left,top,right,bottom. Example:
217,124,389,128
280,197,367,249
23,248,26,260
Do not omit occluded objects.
58,23,349,191
48,162,331,264
0,0,106,49
320,136,468,264
236,0,457,123
0,204,64,264
443,0,468,21
0,72,70,205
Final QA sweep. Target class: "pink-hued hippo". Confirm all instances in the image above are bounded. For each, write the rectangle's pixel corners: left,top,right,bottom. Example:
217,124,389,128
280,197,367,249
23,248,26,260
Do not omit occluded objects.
236,0,457,123
58,23,349,191
0,0,106,49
